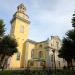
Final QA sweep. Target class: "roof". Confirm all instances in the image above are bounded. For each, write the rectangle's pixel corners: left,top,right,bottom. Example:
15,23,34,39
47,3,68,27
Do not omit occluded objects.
26,36,61,44
26,39,37,44
26,39,48,44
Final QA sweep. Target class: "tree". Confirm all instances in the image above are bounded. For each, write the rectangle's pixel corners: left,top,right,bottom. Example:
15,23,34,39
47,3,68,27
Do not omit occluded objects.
0,35,18,70
0,19,18,70
59,11,75,69
72,11,75,28
59,38,73,68
0,19,5,37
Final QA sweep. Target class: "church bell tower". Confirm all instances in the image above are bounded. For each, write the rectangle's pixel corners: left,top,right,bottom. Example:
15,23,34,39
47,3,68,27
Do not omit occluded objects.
10,3,30,68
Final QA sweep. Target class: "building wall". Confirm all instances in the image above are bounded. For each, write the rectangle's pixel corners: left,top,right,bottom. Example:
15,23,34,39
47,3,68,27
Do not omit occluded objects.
25,40,48,68
47,36,64,68
9,4,65,69
9,4,30,68
25,41,35,67
24,36,64,69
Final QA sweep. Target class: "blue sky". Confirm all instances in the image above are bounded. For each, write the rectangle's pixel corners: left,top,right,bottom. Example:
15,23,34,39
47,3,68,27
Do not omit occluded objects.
0,0,75,42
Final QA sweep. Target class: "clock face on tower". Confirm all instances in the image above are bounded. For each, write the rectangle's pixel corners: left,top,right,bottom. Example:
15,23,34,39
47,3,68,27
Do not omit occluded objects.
20,25,24,33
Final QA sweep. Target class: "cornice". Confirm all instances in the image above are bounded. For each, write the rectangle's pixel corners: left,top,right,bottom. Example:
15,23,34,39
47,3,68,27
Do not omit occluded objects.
10,15,30,24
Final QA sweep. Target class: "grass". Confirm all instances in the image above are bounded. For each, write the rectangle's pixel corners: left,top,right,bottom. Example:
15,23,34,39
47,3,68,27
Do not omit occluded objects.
0,69,75,75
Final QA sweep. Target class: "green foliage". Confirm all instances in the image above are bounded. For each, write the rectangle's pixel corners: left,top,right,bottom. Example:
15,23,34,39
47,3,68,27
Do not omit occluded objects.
0,69,52,75
59,38,73,61
0,18,18,70
0,19,5,37
72,12,75,28
0,69,75,75
59,11,75,68
0,35,18,69
0,35,18,55
66,30,75,41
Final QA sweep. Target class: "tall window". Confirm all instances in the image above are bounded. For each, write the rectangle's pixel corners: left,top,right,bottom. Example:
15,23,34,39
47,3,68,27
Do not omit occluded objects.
17,52,20,60
30,61,34,66
39,51,43,59
51,55,53,62
31,49,34,58
56,41,59,49
58,61,60,68
20,25,24,33
39,44,42,48
51,43,53,46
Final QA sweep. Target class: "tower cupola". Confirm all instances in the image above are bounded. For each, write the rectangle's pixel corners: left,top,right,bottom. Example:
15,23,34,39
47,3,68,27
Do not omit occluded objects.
17,3,26,14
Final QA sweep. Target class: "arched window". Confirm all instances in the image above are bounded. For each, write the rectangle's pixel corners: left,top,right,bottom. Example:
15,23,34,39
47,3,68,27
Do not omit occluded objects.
17,52,20,60
39,51,43,59
51,55,53,62
30,61,34,66
39,44,42,48
56,41,59,49
51,43,53,46
31,49,34,58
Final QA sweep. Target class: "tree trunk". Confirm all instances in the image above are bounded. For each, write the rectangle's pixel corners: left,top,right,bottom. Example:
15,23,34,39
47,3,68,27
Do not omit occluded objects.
2,56,9,69
71,59,74,70
0,55,5,71
67,60,74,70
67,61,71,69
0,55,5,67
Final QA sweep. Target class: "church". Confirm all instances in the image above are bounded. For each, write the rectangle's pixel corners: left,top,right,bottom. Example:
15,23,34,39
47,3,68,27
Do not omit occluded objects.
8,3,65,69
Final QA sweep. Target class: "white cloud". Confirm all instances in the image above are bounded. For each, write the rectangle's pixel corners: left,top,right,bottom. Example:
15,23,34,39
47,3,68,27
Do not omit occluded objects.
0,0,75,41
28,0,75,41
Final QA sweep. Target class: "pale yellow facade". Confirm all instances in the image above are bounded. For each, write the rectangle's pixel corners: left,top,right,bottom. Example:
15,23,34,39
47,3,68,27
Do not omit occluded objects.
8,4,65,69
24,37,65,69
25,40,48,68
9,4,30,68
